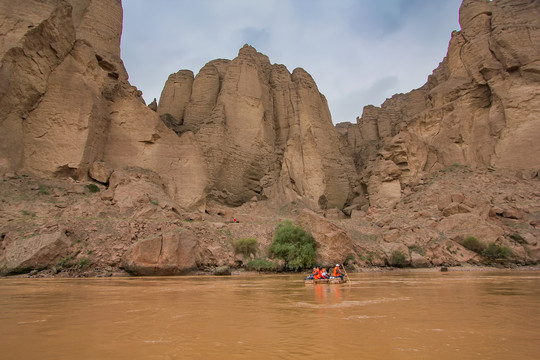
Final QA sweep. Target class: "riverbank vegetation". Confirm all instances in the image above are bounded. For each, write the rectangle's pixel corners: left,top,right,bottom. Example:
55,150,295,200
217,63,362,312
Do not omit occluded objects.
269,221,316,271
462,235,513,261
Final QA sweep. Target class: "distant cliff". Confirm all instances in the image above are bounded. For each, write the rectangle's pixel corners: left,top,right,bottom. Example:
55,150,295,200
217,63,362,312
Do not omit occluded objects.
338,0,540,208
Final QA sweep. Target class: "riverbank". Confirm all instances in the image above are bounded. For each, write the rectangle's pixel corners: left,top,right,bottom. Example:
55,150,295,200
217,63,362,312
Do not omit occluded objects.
4,263,540,279
1,168,539,278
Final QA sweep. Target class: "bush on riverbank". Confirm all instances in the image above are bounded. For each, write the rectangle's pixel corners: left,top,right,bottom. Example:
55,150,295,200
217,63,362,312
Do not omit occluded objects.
269,220,316,271
389,250,408,267
482,243,513,260
244,258,277,272
233,237,259,258
461,236,512,260
462,236,486,253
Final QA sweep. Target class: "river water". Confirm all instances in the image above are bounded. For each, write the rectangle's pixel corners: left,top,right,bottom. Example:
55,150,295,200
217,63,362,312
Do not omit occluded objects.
1,270,539,359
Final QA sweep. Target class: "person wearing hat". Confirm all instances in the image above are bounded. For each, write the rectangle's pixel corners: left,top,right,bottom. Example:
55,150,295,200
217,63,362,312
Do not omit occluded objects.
332,264,344,280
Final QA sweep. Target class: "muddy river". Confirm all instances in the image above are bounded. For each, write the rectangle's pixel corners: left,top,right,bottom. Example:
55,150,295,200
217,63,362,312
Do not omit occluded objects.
1,270,539,359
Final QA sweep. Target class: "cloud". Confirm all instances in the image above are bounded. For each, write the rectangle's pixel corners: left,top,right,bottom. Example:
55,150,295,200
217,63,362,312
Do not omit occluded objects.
238,27,271,48
330,76,400,123
120,0,462,123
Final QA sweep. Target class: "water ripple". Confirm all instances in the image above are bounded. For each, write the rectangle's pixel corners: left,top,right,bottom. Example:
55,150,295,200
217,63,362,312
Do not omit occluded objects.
296,297,410,309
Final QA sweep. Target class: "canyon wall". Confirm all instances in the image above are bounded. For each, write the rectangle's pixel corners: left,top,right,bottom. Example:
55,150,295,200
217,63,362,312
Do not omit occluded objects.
338,0,540,208
0,0,205,211
157,45,357,210
1,0,538,215
1,0,539,276
0,0,356,212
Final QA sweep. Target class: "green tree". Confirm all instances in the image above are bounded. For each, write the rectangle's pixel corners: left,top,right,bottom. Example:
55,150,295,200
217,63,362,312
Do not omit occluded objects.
269,220,316,271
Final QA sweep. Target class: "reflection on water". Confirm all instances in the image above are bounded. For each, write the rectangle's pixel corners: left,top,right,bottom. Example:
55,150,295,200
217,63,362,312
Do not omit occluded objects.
1,271,540,359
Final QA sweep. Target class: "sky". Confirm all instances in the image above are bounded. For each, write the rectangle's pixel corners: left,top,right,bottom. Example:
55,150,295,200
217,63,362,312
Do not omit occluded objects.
120,0,463,124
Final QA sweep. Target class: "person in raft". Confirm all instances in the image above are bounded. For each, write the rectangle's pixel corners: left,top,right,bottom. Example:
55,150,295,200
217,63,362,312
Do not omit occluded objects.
321,268,330,279
331,264,344,280
306,267,319,280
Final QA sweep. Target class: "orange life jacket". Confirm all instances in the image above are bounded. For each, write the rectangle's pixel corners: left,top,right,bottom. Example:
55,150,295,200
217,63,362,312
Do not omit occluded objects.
333,267,343,277
314,269,322,279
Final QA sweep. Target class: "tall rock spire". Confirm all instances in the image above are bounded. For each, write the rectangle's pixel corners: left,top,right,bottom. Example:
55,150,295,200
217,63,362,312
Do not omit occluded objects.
158,45,357,209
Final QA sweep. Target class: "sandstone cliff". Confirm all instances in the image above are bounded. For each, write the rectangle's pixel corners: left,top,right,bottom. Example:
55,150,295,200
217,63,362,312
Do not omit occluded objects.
1,0,539,277
0,0,127,178
0,0,356,213
0,0,209,211
338,0,540,209
157,45,357,210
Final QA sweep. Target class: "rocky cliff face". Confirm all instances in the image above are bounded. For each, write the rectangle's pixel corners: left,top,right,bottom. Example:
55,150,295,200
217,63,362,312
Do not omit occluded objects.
0,0,129,177
157,45,357,210
0,0,208,211
1,0,539,277
339,0,540,208
0,0,356,213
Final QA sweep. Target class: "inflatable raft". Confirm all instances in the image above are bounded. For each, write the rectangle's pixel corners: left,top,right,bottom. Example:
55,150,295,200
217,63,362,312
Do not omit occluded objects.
304,278,346,285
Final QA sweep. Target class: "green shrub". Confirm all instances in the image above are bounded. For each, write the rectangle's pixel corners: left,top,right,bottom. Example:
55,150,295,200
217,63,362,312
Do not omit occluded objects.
87,184,100,193
269,220,316,271
245,258,276,272
389,250,408,267
482,243,513,260
233,237,259,258
462,236,486,253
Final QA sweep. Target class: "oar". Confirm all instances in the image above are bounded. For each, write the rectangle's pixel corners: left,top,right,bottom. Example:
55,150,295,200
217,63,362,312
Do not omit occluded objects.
341,264,351,284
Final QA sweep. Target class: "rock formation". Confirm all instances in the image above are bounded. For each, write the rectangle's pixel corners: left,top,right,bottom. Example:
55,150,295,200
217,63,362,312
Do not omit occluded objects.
158,45,357,210
338,0,540,208
0,229,70,275
296,209,354,264
122,229,198,276
0,0,539,277
0,0,356,213
0,0,208,211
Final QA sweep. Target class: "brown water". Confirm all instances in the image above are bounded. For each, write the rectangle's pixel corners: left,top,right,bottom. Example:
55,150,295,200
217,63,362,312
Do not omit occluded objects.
1,271,539,359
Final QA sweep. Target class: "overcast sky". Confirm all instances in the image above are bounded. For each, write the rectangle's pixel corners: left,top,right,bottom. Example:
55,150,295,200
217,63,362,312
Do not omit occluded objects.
120,0,462,124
